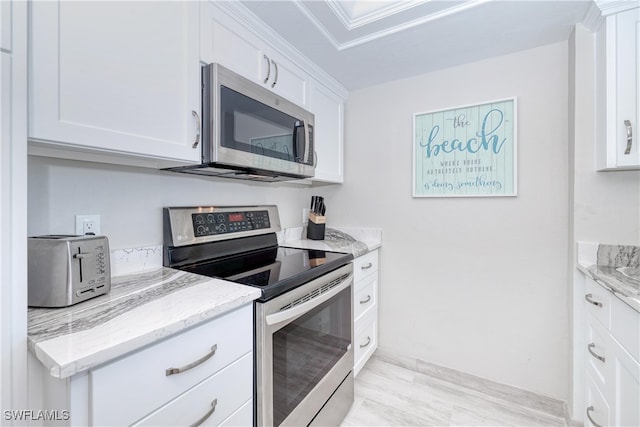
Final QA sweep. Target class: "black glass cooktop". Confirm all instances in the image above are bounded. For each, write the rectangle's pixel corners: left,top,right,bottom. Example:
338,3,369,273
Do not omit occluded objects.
180,245,353,302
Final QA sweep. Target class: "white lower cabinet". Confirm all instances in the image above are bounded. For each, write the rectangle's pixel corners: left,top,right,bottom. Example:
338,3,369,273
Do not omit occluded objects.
581,277,640,427
353,250,379,376
134,354,252,426
30,304,254,427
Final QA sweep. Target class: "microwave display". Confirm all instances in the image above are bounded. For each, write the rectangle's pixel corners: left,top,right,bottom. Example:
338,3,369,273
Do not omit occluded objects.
220,86,310,165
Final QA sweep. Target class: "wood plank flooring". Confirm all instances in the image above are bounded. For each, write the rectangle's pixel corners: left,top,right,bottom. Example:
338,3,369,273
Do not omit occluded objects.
341,355,567,426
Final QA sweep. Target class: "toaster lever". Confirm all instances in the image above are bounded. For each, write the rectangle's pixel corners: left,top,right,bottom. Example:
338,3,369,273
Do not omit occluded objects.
73,249,92,282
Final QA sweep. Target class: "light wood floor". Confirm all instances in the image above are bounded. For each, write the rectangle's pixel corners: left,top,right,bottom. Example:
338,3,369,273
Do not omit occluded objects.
341,355,567,427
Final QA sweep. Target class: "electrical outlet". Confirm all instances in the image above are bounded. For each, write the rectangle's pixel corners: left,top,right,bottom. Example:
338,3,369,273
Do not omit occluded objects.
302,208,310,225
75,215,101,235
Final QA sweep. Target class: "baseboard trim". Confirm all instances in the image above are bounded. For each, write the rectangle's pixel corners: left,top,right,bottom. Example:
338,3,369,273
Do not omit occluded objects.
374,348,573,425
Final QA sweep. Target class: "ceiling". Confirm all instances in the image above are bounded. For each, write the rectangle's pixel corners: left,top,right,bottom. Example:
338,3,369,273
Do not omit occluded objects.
241,0,593,90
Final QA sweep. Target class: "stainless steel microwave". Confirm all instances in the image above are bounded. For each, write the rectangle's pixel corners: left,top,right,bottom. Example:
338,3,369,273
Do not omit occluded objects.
167,63,315,182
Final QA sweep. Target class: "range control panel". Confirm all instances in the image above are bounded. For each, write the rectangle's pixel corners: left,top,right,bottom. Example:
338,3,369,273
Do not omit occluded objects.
191,210,271,237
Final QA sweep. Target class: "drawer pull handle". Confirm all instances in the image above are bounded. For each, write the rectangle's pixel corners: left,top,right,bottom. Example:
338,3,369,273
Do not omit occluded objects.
360,336,371,349
588,343,606,363
166,344,217,376
585,294,603,307
624,120,632,155
361,262,373,270
189,398,217,427
586,406,602,427
360,295,371,304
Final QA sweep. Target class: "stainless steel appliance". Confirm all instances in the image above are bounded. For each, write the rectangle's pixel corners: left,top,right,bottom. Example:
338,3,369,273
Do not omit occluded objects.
163,206,354,426
28,235,110,307
166,64,315,182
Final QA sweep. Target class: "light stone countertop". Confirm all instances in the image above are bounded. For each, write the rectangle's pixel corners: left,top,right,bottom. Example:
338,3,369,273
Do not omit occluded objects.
577,243,640,312
28,267,261,379
279,226,382,257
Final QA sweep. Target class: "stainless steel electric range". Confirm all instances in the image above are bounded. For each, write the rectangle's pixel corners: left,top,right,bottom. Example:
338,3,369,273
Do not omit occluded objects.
163,205,354,427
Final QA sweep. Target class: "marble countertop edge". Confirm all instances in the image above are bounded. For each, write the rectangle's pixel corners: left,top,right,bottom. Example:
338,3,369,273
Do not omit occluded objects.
577,262,640,313
28,270,261,379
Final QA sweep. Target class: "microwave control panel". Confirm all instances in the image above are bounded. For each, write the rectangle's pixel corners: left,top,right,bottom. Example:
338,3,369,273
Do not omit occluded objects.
191,210,271,237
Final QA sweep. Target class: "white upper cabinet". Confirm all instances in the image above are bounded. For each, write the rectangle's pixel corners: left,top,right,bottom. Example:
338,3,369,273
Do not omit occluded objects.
1,0,11,52
201,2,309,108
309,82,344,183
28,1,202,166
596,5,640,170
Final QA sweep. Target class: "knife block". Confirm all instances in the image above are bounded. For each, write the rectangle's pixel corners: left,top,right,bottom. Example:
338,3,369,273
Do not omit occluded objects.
307,213,326,240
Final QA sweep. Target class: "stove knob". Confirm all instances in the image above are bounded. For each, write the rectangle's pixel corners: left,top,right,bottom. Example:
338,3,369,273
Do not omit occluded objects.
217,214,225,223
217,224,227,233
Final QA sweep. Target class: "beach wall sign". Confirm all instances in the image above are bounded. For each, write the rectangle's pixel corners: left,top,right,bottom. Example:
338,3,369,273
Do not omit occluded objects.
413,98,517,197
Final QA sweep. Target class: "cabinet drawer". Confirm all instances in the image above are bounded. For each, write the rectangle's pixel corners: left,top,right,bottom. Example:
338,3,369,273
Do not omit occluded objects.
354,250,378,283
354,273,377,321
135,353,253,426
585,372,610,427
611,293,640,362
354,309,377,376
586,314,609,388
219,398,253,427
90,304,253,426
585,277,611,329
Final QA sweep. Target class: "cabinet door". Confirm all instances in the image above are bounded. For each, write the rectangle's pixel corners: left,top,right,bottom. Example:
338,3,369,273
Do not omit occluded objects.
612,8,640,167
29,1,201,164
266,49,309,108
608,339,640,427
310,82,344,183
201,4,266,83
201,3,308,108
1,0,10,52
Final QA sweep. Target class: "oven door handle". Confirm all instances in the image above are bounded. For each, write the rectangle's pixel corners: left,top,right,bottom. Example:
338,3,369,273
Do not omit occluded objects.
265,274,353,327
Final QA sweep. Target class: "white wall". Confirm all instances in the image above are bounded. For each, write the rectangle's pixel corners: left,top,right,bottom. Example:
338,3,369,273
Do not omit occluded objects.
27,157,312,249
316,42,571,400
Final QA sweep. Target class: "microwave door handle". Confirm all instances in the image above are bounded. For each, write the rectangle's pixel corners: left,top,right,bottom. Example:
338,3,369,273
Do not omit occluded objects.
303,121,311,164
292,121,304,162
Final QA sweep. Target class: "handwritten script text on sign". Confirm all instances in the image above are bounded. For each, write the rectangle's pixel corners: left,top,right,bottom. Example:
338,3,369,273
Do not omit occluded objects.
419,109,507,158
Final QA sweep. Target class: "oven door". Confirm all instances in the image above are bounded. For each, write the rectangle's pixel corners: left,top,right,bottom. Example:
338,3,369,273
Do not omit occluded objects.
255,263,354,427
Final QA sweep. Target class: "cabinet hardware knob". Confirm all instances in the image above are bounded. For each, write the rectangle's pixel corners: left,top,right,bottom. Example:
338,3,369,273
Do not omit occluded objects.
189,398,217,427
359,336,371,349
624,120,633,155
271,59,278,88
263,54,271,84
166,344,217,376
359,295,371,304
361,262,373,270
585,294,603,307
192,110,201,149
586,406,602,427
588,343,606,363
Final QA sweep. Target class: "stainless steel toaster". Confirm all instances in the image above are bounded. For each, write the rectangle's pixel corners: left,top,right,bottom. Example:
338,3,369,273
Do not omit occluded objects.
28,235,111,307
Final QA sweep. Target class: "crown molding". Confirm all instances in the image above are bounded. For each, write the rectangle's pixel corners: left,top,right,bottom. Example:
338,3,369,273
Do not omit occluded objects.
295,0,492,52
326,0,428,31
594,0,639,15
582,2,605,31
